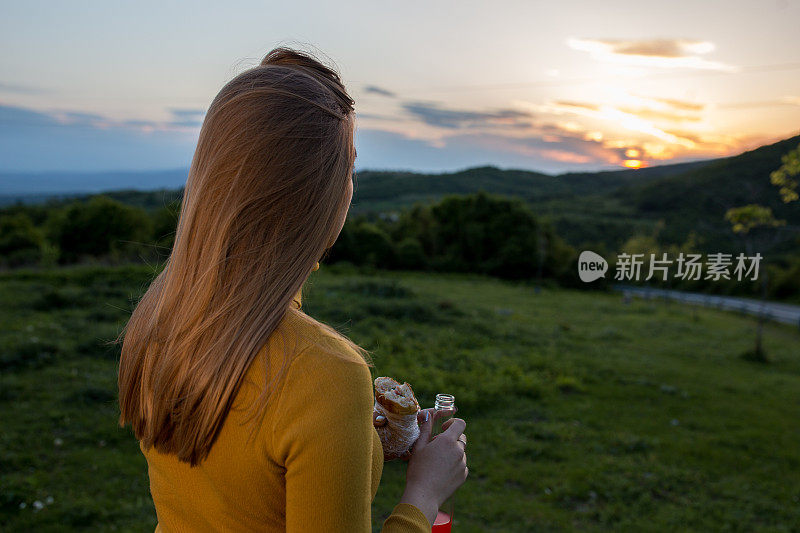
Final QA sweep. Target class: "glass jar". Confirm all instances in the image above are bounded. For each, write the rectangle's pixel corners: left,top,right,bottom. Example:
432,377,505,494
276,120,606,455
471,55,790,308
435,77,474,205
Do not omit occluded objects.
432,393,457,532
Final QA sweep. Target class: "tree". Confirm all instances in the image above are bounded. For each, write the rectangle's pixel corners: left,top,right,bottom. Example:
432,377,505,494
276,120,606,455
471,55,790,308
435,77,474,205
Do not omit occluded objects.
47,195,152,264
395,237,427,270
724,143,800,362
0,213,44,267
350,222,395,268
403,191,574,280
326,217,396,268
151,200,181,256
724,204,785,254
770,142,800,203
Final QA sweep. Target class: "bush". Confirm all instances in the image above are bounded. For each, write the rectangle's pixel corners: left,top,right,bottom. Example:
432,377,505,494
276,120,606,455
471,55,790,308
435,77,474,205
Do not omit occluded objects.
771,258,800,300
330,192,576,283
328,219,396,268
151,200,181,254
0,213,43,267
45,195,152,264
1,340,62,371
407,191,575,281
395,237,427,269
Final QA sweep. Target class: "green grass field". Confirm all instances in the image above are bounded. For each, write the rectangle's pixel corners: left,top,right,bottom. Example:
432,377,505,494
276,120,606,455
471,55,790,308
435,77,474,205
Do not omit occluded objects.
1,264,799,532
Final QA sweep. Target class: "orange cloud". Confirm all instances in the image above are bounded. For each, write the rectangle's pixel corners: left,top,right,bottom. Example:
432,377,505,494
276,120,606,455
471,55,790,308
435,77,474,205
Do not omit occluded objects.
647,96,706,112
538,149,593,164
567,37,737,71
553,100,600,111
617,107,702,123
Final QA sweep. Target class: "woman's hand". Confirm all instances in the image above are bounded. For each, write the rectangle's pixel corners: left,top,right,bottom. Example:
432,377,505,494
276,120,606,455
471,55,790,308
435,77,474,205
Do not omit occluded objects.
372,410,387,428
372,409,413,461
397,409,468,526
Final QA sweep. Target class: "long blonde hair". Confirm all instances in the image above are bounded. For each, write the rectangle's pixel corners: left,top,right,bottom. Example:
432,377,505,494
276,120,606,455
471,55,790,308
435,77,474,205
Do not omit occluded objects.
117,47,372,466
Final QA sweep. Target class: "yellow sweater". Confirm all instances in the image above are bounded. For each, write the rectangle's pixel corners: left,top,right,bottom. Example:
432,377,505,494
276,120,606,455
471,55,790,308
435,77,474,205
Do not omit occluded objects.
140,287,430,532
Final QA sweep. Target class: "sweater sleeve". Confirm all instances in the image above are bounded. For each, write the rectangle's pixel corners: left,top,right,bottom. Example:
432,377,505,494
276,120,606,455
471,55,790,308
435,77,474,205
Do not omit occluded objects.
383,503,431,531
271,346,431,533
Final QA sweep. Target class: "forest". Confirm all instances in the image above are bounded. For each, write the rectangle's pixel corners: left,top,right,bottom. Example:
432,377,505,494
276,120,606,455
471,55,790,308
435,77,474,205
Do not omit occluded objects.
1,135,799,302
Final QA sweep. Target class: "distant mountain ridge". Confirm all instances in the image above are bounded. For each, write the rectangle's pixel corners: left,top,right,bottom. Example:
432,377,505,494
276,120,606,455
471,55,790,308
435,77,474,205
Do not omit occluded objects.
2,134,798,256
0,158,711,208
0,168,189,201
348,159,711,213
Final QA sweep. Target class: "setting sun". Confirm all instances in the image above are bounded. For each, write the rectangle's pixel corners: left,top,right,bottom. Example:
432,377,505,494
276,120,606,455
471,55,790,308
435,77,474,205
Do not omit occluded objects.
623,159,646,169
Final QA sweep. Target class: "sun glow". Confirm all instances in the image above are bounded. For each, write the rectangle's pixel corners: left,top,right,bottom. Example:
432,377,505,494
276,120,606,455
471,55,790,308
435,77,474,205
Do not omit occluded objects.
623,159,646,169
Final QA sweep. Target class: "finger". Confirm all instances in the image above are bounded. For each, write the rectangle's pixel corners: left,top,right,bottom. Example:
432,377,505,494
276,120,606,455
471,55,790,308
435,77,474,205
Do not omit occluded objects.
440,416,460,432
418,407,436,424
412,409,433,452
430,407,449,424
441,418,466,439
440,416,462,434
373,411,387,427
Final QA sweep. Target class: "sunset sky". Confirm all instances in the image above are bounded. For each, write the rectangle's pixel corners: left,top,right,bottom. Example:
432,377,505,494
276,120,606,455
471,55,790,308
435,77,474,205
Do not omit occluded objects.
1,0,799,174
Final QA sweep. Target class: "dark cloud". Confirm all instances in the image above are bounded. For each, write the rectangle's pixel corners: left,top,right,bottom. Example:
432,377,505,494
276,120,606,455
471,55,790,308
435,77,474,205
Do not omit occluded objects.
353,126,621,174
0,105,56,127
0,105,110,130
363,85,396,98
168,108,205,127
170,108,205,119
452,128,620,165
122,119,160,127
57,111,106,124
401,101,533,129
169,119,203,127
0,82,47,95
0,103,206,132
355,111,403,121
0,103,198,172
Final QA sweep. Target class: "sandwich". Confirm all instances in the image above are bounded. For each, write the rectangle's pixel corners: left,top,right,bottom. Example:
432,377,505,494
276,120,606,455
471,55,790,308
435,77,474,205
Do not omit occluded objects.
373,376,421,460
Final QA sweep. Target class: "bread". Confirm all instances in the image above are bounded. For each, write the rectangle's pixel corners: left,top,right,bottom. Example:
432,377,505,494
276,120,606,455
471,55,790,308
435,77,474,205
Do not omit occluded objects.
374,376,420,415
373,376,421,460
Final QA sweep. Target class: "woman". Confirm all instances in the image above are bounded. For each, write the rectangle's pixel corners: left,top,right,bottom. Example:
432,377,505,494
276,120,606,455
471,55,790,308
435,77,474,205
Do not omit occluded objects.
117,47,468,532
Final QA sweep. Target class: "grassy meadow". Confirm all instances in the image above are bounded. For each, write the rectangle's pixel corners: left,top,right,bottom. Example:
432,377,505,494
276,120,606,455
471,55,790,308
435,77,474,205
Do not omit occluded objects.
1,264,800,532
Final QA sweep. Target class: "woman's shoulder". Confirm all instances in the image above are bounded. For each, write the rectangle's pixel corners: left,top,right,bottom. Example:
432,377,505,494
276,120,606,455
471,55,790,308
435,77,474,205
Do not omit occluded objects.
266,312,377,468
278,308,370,369
267,310,375,425
237,308,373,420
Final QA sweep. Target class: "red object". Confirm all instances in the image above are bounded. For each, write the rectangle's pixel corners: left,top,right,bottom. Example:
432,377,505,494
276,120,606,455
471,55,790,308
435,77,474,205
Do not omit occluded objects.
432,510,451,532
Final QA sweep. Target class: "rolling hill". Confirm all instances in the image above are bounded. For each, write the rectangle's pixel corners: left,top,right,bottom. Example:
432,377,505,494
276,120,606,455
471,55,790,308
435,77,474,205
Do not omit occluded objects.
619,134,800,253
348,160,711,214
2,134,798,255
